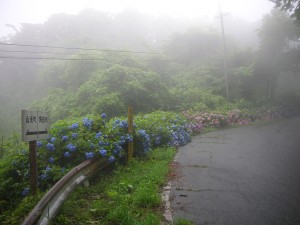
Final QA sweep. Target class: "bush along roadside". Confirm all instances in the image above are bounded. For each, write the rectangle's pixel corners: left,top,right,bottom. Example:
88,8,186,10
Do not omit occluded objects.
1,105,298,224
183,104,300,133
0,111,192,220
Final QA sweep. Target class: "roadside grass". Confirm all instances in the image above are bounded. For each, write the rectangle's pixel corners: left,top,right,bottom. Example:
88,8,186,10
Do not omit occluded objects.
173,218,196,225
50,147,176,225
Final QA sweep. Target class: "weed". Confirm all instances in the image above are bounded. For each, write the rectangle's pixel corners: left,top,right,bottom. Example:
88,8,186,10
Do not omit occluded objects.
50,147,176,225
174,218,196,225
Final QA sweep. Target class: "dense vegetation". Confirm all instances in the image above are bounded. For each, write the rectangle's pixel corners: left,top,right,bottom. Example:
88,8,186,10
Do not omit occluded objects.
0,6,300,224
1,8,299,136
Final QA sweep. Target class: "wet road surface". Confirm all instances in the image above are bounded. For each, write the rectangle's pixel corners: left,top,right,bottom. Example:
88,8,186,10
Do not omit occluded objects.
170,117,300,225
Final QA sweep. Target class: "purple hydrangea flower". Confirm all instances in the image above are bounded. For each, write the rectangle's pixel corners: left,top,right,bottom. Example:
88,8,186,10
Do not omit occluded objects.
64,151,70,158
101,113,107,119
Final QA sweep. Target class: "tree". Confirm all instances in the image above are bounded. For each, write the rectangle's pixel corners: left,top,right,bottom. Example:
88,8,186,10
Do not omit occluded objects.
254,9,300,101
270,0,300,22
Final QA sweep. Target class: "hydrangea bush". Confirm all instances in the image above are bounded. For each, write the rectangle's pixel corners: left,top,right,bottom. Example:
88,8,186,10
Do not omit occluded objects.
8,111,191,197
2,105,298,206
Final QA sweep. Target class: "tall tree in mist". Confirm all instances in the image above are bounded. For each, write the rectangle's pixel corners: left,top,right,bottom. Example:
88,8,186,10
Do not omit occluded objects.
270,0,300,22
254,9,300,101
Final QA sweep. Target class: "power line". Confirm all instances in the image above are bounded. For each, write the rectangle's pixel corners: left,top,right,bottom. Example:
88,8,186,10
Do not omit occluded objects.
0,56,109,61
0,42,164,55
0,49,79,55
0,55,175,62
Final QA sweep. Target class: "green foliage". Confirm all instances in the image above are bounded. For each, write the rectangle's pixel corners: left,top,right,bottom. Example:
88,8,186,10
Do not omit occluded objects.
0,111,191,218
270,0,300,21
50,147,175,225
254,9,300,102
174,218,196,225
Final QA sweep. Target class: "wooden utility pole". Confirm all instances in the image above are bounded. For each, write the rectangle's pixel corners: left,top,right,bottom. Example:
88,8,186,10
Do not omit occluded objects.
219,3,229,101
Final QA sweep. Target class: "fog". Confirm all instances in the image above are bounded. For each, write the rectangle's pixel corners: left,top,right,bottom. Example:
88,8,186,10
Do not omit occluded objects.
0,0,299,138
1,0,274,37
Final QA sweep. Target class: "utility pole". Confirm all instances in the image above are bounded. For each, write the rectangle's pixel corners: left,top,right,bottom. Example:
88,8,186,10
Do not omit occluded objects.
218,3,229,101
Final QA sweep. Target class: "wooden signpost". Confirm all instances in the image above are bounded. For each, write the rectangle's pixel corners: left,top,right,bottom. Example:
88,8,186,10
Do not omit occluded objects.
21,110,50,195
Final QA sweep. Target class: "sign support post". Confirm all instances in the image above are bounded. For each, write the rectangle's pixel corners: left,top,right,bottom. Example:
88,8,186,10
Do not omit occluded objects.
29,140,38,195
22,110,50,195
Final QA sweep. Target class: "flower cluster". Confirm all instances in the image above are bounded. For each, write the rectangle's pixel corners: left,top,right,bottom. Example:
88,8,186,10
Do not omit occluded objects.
136,129,151,155
18,111,194,197
112,119,128,130
83,118,93,129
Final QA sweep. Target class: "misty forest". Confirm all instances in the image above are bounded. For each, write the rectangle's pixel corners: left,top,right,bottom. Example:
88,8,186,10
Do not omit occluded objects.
0,3,300,225
0,8,299,136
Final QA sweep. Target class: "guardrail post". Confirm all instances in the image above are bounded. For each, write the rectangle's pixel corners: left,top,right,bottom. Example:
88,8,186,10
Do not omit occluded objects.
128,106,134,160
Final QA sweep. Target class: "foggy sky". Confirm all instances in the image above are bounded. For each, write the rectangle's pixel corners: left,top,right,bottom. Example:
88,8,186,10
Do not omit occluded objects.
0,0,274,38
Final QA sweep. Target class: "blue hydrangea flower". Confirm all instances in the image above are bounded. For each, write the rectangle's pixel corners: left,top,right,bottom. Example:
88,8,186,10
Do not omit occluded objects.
118,140,126,145
90,143,95,149
69,122,79,130
64,151,70,158
108,156,115,163
119,120,128,129
66,143,76,152
138,129,147,136
101,113,107,119
115,145,122,151
85,152,95,160
49,157,55,163
127,134,133,142
40,174,47,180
21,187,30,196
72,133,78,139
37,141,43,148
46,143,55,151
83,118,92,129
51,137,56,143
62,135,68,141
98,141,105,146
95,132,102,139
99,149,107,157
155,136,161,145
45,166,51,172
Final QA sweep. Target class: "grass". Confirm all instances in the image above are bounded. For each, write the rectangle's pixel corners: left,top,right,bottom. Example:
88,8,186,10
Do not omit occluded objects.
173,218,196,225
50,147,176,225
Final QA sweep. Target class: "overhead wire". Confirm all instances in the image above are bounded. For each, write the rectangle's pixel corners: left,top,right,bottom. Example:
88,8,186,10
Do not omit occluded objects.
0,42,177,62
0,42,165,55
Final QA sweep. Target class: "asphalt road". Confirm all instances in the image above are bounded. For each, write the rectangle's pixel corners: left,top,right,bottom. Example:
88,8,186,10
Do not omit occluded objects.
170,117,300,225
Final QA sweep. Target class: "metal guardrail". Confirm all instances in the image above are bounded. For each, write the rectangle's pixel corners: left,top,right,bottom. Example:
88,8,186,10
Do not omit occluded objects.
22,158,109,225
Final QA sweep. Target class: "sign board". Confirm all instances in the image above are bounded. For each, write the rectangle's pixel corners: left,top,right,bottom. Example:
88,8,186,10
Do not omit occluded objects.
21,110,50,141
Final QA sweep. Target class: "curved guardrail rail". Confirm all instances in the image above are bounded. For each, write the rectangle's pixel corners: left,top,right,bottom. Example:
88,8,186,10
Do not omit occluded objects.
22,158,109,225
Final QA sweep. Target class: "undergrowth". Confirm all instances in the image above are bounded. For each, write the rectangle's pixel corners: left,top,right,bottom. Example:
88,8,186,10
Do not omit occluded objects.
50,147,176,225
